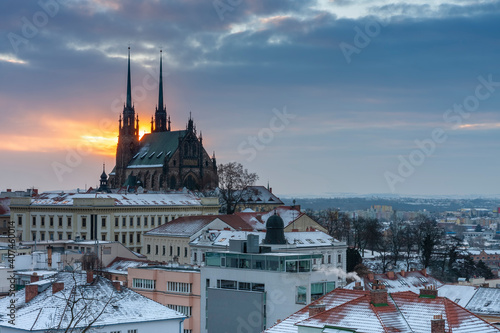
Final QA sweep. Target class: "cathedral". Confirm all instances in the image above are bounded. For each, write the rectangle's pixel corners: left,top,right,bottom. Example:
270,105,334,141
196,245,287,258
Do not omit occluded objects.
108,48,218,191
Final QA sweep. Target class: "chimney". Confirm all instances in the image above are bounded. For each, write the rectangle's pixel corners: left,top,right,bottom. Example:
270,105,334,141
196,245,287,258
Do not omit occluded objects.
400,270,406,278
52,282,64,294
25,284,38,303
367,273,374,282
421,268,427,277
431,314,445,333
309,303,326,317
32,189,38,196
354,281,364,290
387,271,395,279
420,285,438,299
47,246,53,269
30,273,40,283
7,189,11,192
370,284,388,306
112,281,122,292
269,187,272,193
87,270,94,284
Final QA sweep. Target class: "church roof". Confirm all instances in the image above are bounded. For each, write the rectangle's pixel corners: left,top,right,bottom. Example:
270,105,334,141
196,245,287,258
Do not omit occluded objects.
127,130,187,168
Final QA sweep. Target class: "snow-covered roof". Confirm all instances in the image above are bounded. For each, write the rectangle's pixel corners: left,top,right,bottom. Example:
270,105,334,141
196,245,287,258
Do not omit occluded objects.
145,215,252,237
438,284,478,308
103,258,150,275
266,289,500,333
0,272,185,331
236,206,306,230
191,230,338,247
25,192,203,206
466,287,500,315
344,270,443,294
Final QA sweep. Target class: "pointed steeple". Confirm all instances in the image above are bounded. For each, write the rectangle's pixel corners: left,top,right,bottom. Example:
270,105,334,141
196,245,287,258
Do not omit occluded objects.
126,47,132,109
158,50,164,112
153,50,168,132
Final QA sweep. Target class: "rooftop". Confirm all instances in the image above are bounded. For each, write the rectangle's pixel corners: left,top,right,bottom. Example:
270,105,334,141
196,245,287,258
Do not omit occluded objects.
0,271,185,331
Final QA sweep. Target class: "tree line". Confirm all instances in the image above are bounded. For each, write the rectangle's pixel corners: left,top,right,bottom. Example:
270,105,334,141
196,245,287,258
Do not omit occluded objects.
313,209,494,282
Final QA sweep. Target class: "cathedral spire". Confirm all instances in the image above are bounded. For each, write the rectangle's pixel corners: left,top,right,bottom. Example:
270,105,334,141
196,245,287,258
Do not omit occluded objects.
126,47,132,109
153,50,167,132
158,50,164,112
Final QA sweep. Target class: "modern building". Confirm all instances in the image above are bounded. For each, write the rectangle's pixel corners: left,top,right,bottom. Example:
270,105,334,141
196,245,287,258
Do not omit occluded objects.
11,191,219,253
200,214,347,333
265,284,500,333
108,48,218,191
190,229,346,267
0,271,187,332
128,265,201,333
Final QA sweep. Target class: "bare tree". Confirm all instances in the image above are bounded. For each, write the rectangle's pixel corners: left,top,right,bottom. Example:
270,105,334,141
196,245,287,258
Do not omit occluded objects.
217,162,259,214
46,272,121,333
321,209,351,242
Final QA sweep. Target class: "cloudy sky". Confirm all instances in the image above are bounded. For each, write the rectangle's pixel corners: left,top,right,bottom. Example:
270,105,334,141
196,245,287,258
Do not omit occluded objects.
1,0,500,197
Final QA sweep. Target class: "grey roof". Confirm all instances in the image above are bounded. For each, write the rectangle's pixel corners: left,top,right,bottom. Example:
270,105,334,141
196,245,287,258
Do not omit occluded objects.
127,130,186,168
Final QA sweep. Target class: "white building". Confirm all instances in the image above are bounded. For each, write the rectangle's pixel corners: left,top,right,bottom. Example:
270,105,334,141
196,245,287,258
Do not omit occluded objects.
200,214,348,333
0,271,186,332
11,191,219,253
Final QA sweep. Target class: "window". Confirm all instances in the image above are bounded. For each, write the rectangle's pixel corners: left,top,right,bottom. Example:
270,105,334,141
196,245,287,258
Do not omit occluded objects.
115,234,119,242
41,233,45,241
338,254,342,263
311,283,324,301
144,216,148,226
151,216,155,226
147,244,151,254
122,234,126,244
115,217,119,227
101,234,106,241
156,245,159,255
110,331,121,333
129,233,133,243
41,216,45,226
58,233,62,240
167,304,192,317
49,233,54,240
81,217,86,228
67,217,71,227
129,217,133,226
167,282,192,294
122,217,126,227
18,216,22,226
218,280,237,289
170,246,173,256
32,216,36,226
132,278,155,290
32,232,36,241
137,217,140,226
184,247,188,257
67,233,71,240
177,246,180,257
136,233,140,243
127,330,137,333
49,217,54,227
58,217,62,227
163,245,166,256
184,330,193,333
101,217,106,228
296,286,307,304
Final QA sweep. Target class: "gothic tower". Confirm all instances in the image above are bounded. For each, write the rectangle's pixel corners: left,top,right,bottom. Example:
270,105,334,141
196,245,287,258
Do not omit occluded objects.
152,50,170,132
115,47,139,187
